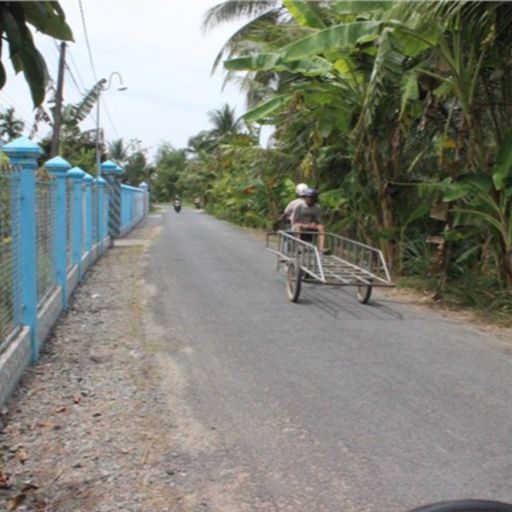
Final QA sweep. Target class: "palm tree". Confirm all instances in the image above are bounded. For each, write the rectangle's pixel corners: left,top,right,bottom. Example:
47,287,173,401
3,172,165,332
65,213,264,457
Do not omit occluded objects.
208,103,241,137
108,138,129,167
0,107,24,142
203,0,282,74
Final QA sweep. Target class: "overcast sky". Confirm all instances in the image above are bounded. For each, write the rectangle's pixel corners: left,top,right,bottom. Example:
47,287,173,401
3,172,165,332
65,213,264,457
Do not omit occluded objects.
2,0,253,158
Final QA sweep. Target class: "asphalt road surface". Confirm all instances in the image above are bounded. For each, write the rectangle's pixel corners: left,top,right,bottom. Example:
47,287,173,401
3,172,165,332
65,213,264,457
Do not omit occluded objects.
146,207,512,512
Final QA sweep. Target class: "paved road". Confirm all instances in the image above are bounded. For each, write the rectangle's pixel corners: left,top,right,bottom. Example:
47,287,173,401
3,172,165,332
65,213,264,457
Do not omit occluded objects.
146,207,512,512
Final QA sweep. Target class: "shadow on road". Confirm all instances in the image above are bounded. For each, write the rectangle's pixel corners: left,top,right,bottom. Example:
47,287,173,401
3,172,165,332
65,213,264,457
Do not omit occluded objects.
291,281,406,322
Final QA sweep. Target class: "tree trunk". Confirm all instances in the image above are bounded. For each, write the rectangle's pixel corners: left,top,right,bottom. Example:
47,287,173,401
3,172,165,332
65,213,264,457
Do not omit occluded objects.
498,237,512,287
369,136,395,268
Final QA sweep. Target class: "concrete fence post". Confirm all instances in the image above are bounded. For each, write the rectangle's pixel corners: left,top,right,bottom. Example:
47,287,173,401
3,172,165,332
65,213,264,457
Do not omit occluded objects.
139,182,149,215
3,137,43,363
68,167,85,278
121,184,129,233
45,156,72,310
101,160,124,239
83,173,94,265
96,177,107,252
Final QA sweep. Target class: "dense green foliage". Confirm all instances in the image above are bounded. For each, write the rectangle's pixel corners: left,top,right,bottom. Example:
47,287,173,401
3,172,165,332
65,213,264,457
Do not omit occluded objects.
153,0,512,322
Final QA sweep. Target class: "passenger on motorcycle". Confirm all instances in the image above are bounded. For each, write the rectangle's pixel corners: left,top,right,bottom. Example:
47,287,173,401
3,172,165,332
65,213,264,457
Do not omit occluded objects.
279,183,308,226
291,188,328,254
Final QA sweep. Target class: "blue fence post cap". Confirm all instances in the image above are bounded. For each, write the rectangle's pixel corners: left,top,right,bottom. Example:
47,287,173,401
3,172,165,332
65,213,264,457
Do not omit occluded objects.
45,156,71,175
2,136,43,157
101,160,124,175
68,166,86,180
83,172,94,183
139,181,148,190
96,176,106,185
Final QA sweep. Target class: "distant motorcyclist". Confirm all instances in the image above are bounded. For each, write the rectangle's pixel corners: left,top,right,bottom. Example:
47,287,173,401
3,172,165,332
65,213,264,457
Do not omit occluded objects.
173,195,182,213
194,197,201,209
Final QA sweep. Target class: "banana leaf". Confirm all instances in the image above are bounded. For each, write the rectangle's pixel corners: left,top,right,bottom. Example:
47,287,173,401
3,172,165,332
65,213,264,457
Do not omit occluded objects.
334,1,392,16
241,95,292,124
493,131,512,190
281,21,381,61
283,0,326,29
225,53,333,77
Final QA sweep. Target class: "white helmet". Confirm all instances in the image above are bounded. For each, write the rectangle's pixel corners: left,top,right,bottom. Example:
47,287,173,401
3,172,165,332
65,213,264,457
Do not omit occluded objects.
295,183,308,196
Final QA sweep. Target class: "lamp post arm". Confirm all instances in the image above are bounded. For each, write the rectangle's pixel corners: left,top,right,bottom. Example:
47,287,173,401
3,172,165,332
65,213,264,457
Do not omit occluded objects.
105,71,125,91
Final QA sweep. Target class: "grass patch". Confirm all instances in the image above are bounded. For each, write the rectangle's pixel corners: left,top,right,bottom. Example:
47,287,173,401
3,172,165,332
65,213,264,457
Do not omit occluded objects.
397,275,512,328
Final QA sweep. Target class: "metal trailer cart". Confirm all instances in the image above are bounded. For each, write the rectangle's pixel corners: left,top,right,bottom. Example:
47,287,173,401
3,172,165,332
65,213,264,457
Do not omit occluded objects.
266,231,394,303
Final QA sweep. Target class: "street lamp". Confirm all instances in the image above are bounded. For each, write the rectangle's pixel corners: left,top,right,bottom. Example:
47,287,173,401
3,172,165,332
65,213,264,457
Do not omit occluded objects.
95,71,127,178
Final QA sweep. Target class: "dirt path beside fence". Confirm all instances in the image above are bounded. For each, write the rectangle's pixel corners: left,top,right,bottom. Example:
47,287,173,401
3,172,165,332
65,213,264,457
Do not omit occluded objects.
0,213,193,512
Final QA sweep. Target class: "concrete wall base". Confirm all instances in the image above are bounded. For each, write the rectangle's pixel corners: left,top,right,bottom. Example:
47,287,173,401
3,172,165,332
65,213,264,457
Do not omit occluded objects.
0,328,31,406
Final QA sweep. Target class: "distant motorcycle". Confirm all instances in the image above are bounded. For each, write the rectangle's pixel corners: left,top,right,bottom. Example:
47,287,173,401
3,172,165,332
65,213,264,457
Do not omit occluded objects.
173,200,181,213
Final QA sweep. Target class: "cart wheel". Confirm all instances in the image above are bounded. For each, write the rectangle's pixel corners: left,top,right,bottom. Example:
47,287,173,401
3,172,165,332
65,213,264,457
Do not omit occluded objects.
356,284,372,304
287,261,303,302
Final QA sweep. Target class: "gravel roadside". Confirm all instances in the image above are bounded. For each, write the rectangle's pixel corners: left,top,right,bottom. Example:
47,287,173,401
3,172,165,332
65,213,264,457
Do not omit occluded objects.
0,215,191,512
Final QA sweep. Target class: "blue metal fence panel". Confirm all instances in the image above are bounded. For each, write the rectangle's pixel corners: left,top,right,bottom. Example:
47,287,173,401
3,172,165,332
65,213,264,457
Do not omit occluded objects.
0,167,22,352
0,138,149,363
119,186,147,234
92,182,98,244
36,178,57,305
66,179,74,270
81,183,87,257
103,189,110,241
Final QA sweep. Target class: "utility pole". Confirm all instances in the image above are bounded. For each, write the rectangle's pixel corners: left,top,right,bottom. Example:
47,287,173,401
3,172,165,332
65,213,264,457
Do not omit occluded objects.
50,42,66,157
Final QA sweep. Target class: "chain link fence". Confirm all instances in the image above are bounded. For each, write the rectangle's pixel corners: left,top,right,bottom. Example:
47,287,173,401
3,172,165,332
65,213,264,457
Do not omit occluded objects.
0,151,147,357
120,187,147,234
0,167,22,353
66,180,74,270
81,183,87,256
92,182,98,245
36,178,57,305
103,189,110,238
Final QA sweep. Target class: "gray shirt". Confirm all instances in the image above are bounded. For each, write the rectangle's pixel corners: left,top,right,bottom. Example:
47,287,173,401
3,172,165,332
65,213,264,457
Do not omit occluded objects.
292,202,322,225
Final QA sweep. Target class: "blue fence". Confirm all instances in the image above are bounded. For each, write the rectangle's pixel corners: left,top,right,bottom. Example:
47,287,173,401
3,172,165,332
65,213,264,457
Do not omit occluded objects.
0,137,149,406
120,184,148,236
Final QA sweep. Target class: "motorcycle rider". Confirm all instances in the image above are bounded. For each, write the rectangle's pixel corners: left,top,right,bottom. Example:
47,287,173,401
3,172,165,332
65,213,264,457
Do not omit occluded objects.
291,188,328,254
173,195,182,212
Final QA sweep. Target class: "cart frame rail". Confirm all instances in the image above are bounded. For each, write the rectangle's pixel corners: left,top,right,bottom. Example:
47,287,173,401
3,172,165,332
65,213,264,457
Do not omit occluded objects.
266,230,394,303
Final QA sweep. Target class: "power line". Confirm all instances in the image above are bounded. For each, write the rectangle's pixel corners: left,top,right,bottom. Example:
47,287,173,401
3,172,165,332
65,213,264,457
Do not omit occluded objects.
42,38,60,74
78,0,98,82
67,48,88,91
0,92,33,125
101,97,120,140
76,0,124,145
52,40,82,97
64,62,84,96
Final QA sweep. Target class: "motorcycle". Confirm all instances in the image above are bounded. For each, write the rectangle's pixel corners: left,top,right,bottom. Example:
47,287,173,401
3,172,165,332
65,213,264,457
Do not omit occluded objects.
173,200,181,213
